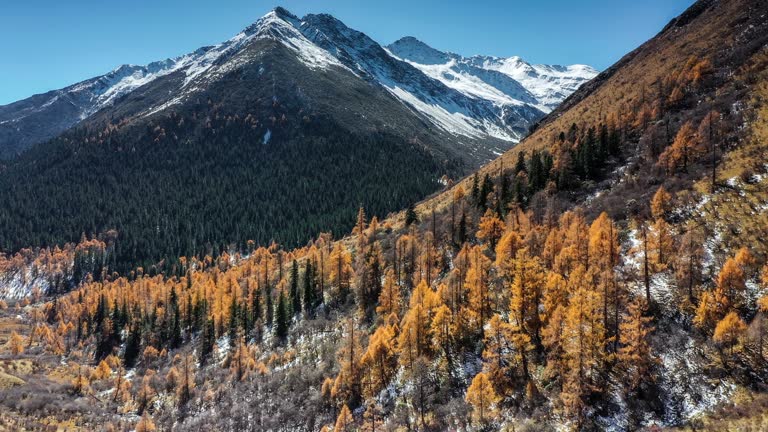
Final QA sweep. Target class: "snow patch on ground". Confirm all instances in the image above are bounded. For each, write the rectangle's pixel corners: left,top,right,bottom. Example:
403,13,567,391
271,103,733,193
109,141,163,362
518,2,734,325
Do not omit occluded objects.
0,266,58,300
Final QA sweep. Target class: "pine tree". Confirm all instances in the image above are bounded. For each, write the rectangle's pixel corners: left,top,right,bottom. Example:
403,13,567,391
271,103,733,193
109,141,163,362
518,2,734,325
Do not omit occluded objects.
303,260,316,315
515,151,527,174
478,174,494,210
471,173,480,204
405,204,418,226
275,290,289,342
199,318,215,365
290,259,301,315
228,295,240,348
170,291,182,349
123,321,141,368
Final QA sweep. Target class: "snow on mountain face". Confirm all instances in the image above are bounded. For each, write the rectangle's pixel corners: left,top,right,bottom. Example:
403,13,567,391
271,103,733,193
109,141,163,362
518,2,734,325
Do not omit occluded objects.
387,36,598,112
0,7,597,158
279,10,548,144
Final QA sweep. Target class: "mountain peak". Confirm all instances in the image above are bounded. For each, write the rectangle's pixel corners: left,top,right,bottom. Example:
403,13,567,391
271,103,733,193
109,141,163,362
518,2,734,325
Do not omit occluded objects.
271,6,297,20
387,37,450,65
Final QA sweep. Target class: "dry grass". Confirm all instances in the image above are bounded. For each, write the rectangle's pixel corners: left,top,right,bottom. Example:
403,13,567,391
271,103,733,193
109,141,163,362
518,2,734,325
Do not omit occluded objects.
0,371,24,389
665,388,768,431
690,50,768,259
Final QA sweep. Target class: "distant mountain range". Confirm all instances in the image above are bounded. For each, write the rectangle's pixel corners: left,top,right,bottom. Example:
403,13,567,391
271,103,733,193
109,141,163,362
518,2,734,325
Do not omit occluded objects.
0,7,596,161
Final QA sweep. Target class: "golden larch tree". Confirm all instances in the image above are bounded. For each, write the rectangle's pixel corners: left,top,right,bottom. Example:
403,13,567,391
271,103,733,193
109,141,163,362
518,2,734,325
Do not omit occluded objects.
617,298,655,392
466,372,501,425
713,311,747,356
334,404,354,432
477,209,505,250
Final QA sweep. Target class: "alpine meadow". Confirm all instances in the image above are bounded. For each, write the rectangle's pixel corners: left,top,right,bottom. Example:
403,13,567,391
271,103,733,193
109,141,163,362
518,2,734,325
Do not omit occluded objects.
1,0,768,431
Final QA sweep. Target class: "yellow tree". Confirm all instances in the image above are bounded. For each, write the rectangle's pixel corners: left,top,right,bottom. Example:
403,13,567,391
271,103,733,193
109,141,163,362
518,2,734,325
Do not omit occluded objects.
496,230,524,284
560,265,605,426
465,246,492,333
399,305,432,370
376,269,401,318
8,331,24,355
360,322,397,398
334,404,354,432
713,311,747,357
650,218,675,271
589,213,622,344
329,243,353,301
542,303,567,382
542,272,567,328
617,298,655,393
92,359,112,380
332,319,363,406
658,121,700,173
466,372,501,425
135,413,157,432
509,248,547,357
482,314,515,394
588,212,619,272
650,186,672,220
554,211,590,276
71,363,92,396
113,366,132,404
477,209,505,250
431,303,453,362
229,337,256,382
694,289,729,334
734,247,758,279
717,257,747,311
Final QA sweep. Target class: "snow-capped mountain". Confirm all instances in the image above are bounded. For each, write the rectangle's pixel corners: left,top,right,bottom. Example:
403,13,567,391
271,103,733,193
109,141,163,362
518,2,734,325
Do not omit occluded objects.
0,7,596,162
386,36,598,112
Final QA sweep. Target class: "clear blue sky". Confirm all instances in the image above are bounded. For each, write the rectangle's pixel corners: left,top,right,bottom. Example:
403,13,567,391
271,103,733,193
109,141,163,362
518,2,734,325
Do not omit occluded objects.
1,0,694,105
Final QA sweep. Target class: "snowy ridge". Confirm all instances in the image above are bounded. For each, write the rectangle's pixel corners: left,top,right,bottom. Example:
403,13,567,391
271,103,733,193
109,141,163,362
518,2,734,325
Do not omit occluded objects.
387,37,598,113
281,11,542,144
1,7,597,152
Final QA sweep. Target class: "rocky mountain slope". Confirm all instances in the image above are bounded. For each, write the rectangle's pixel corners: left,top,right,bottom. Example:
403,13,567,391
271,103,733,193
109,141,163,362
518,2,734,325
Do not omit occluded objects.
0,8,595,160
